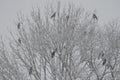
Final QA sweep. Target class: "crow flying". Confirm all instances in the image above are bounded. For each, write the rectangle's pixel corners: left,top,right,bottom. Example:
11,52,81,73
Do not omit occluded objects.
93,13,98,20
51,12,56,18
51,48,57,58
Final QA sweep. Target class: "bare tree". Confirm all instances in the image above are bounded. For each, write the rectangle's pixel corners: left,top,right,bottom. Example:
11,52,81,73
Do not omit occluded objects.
0,2,120,80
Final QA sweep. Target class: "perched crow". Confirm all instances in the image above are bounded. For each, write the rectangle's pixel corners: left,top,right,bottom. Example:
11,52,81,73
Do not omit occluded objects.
101,53,104,57
93,13,98,20
102,58,106,65
51,12,56,18
51,48,57,58
29,67,33,75
18,38,21,44
98,51,104,59
84,31,87,35
66,15,69,21
17,23,21,29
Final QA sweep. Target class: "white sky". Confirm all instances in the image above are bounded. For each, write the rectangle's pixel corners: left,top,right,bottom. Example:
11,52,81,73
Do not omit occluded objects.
0,0,120,37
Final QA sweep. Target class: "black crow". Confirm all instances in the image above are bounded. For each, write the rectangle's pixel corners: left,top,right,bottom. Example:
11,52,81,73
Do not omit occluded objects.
17,23,21,29
98,51,104,59
101,53,104,57
66,15,69,21
84,31,87,35
51,12,56,18
18,38,21,44
29,67,33,75
51,48,57,58
102,58,106,65
93,13,98,20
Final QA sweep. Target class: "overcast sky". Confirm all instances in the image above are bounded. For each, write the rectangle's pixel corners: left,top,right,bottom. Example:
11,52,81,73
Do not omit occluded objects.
0,0,120,37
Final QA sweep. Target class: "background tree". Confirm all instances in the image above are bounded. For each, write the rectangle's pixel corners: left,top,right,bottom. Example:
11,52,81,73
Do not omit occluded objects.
0,2,120,80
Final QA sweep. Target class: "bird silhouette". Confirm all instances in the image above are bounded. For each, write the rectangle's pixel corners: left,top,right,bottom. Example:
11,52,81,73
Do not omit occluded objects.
66,15,69,21
51,48,57,58
102,58,106,65
93,13,98,20
51,12,56,18
83,31,87,35
18,38,21,44
98,51,104,59
17,23,21,29
101,53,104,57
29,67,33,75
